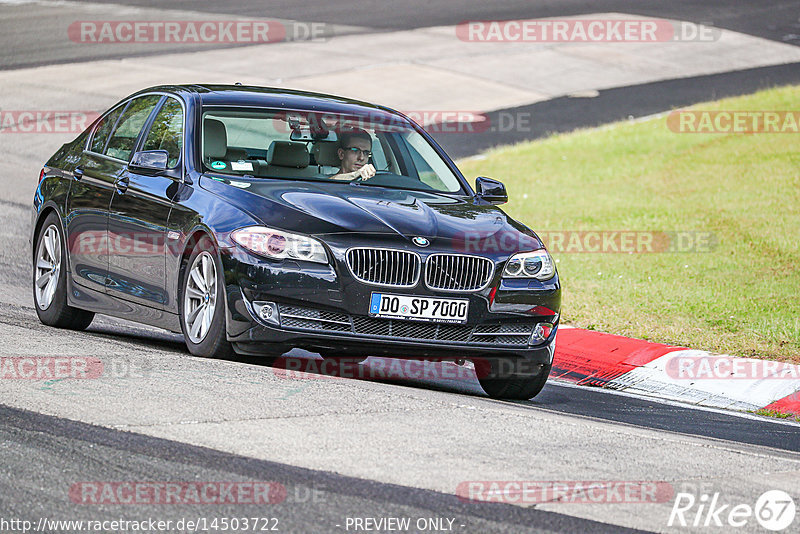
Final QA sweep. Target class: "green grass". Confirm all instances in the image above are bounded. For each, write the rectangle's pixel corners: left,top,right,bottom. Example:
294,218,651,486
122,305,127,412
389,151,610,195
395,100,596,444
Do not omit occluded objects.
752,409,800,422
458,86,800,362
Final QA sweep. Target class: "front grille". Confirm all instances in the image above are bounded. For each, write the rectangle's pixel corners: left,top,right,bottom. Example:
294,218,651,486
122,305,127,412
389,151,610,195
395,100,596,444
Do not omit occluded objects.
425,254,494,291
352,316,473,342
276,304,534,346
346,248,420,287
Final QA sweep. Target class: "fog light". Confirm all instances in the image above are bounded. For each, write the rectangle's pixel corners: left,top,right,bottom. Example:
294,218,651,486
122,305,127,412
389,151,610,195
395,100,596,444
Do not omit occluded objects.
253,301,279,326
530,322,554,345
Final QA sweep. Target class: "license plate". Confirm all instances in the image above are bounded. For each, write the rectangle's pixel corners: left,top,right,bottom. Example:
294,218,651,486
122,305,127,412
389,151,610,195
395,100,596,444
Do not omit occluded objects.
369,293,469,324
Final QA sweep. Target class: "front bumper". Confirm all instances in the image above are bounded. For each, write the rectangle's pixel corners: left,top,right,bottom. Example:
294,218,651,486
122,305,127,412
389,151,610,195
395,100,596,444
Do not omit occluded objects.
220,235,561,361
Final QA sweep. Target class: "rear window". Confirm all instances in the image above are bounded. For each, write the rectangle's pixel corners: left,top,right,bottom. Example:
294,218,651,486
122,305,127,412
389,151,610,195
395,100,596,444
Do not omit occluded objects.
104,95,161,161
89,105,125,154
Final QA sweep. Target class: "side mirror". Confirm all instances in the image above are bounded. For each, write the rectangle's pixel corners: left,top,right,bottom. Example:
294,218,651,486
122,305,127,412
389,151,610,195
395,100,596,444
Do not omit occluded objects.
130,150,169,173
475,176,508,205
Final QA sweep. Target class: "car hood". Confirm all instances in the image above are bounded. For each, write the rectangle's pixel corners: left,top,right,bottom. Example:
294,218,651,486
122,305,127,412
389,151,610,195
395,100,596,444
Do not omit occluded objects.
202,177,541,248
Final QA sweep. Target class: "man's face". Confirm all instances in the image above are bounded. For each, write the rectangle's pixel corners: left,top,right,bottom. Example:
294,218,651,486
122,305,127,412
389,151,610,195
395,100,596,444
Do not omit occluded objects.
338,137,372,173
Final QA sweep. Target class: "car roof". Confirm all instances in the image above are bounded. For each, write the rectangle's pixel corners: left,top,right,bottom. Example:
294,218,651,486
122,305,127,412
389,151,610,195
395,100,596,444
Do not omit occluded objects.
131,84,404,118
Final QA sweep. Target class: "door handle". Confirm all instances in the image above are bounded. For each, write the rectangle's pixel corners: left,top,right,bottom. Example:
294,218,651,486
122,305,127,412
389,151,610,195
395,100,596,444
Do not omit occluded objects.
115,174,129,194
72,166,84,180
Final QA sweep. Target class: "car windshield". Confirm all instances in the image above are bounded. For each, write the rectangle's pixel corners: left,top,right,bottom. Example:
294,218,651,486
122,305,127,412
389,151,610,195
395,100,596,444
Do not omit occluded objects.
201,108,465,194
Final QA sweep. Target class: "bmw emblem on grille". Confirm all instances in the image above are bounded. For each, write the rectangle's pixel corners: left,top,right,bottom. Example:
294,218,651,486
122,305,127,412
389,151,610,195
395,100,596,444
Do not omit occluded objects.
412,236,430,247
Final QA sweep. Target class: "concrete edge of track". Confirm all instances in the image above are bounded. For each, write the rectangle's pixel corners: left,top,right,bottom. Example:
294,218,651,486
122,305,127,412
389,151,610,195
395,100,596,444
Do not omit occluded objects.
552,326,800,417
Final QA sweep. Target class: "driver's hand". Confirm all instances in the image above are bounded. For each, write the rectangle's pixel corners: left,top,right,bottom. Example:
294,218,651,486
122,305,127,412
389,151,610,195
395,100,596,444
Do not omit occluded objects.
354,163,376,181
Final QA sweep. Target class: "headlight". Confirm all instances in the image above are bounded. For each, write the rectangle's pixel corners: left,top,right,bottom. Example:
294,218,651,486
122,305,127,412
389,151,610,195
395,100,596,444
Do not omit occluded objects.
231,226,329,264
502,249,555,280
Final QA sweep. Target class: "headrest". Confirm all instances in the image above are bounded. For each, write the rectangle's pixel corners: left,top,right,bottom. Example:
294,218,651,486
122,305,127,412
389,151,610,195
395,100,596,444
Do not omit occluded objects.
204,119,227,159
312,142,341,167
267,141,310,168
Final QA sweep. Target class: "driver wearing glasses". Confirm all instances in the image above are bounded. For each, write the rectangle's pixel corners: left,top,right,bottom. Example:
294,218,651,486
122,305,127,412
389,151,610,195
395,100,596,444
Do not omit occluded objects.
331,128,377,181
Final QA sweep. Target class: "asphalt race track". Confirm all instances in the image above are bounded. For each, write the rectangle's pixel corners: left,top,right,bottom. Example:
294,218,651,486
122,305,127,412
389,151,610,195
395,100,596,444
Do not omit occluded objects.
1,2,800,533
4,0,800,68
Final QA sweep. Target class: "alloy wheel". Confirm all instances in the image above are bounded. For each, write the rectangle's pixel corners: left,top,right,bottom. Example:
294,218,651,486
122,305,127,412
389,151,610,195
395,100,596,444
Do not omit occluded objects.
184,251,217,343
34,224,61,310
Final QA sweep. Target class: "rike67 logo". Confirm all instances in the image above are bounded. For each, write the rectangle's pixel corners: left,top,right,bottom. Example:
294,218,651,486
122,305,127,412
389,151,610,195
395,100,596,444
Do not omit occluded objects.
669,489,796,531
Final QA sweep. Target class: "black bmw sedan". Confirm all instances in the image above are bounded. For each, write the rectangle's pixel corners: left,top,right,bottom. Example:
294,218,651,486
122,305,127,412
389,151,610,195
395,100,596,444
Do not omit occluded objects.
32,84,560,399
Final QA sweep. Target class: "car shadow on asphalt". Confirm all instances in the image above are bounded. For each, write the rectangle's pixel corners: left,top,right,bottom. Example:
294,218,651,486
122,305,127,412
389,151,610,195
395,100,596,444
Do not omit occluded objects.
79,323,569,404
83,323,186,353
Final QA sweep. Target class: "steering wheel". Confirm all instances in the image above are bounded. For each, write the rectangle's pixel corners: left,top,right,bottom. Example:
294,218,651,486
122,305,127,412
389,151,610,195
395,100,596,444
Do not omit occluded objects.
349,169,389,183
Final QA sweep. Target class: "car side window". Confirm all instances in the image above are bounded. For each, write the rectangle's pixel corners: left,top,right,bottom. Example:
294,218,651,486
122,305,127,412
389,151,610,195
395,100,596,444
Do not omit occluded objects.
142,97,184,168
105,95,162,161
89,105,125,154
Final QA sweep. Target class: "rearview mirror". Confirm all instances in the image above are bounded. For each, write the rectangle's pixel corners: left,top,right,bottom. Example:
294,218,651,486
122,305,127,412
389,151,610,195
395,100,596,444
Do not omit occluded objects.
130,150,169,173
290,127,333,142
475,176,508,205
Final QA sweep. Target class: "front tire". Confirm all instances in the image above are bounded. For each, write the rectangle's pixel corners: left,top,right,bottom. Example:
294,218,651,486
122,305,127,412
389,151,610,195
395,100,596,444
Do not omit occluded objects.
476,359,551,400
33,213,94,330
180,236,232,358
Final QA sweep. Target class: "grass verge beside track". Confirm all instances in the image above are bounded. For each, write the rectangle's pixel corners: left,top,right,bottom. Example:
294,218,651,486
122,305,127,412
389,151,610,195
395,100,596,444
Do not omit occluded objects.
458,86,800,362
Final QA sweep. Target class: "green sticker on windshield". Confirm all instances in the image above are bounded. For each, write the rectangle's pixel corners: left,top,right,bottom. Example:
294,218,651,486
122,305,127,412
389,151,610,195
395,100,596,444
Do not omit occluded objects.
210,161,226,170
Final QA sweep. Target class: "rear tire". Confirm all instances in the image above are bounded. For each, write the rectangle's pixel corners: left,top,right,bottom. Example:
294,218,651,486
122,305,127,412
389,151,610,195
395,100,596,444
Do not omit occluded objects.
476,359,551,400
179,236,233,359
33,212,94,330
